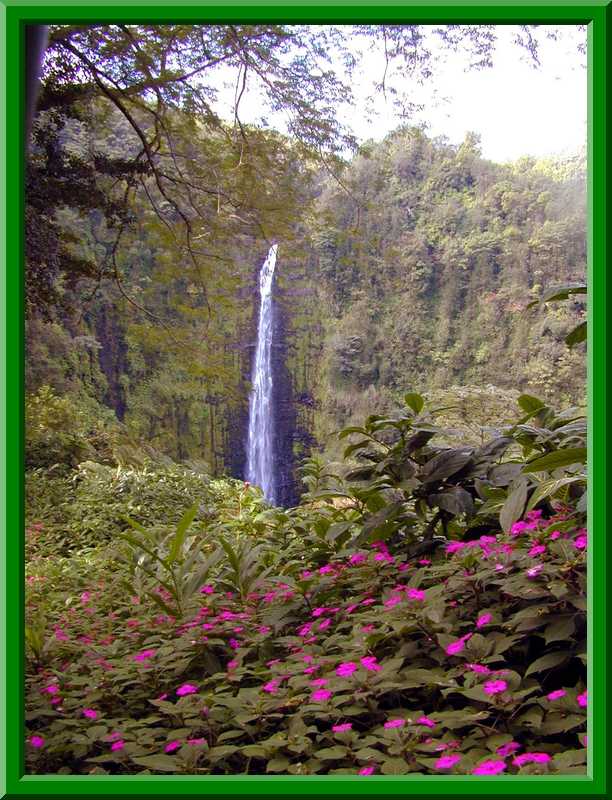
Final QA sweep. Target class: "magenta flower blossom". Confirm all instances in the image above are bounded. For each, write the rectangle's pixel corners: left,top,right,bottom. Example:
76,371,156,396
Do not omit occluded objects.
133,649,156,662
164,740,181,753
497,741,520,757
80,591,91,603
472,759,507,775
476,613,492,628
176,683,198,696
297,623,312,637
227,660,238,671
332,723,353,732
187,738,206,746
547,689,566,701
312,607,327,617
30,735,45,748
510,521,529,536
311,689,332,702
200,584,214,594
263,680,280,694
311,678,328,686
359,765,375,775
111,740,125,751
349,552,367,565
483,679,507,696
336,662,357,677
418,558,431,565
549,530,561,540
467,663,491,675
417,716,436,728
446,541,467,554
574,533,587,550
577,690,587,707
529,544,547,557
82,708,98,719
318,618,331,630
44,685,59,694
361,655,381,672
300,570,312,579
319,565,334,575
407,588,425,601
384,595,402,608
526,564,543,578
445,633,472,656
435,753,461,769
384,718,405,729
513,752,551,767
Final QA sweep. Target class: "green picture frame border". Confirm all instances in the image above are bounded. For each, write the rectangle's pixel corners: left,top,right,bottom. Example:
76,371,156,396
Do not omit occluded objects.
1,1,609,797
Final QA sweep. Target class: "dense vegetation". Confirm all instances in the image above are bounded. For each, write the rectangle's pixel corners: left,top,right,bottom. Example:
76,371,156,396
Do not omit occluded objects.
25,23,587,776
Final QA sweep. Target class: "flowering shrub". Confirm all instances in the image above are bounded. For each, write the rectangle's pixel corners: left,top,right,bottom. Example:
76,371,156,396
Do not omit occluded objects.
25,503,586,775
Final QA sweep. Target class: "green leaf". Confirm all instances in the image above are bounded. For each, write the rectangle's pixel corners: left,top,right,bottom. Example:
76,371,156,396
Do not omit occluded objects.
542,616,576,644
404,392,424,414
499,478,528,532
130,754,179,771
525,651,570,676
517,394,546,414
526,476,585,511
420,449,473,484
565,321,586,347
522,448,587,473
167,503,198,564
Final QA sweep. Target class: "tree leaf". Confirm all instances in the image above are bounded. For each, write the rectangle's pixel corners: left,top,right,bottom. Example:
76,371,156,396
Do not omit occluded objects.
167,503,198,564
130,754,179,771
499,478,528,532
525,651,570,676
565,321,586,347
522,448,587,473
404,392,424,414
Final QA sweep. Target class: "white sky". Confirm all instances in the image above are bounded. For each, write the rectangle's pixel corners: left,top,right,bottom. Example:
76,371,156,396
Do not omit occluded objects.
215,25,587,164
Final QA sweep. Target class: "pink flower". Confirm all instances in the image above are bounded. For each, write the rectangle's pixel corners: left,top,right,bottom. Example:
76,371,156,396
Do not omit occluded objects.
510,521,529,536
526,564,543,578
417,716,436,728
446,541,467,554
384,595,402,608
494,563,505,572
176,683,198,696
336,662,357,678
200,585,214,594
297,623,312,637
407,588,426,601
187,737,206,746
82,708,98,719
549,530,561,540
332,723,353,732
263,680,280,694
349,553,367,565
30,735,45,748
513,752,551,767
435,753,461,769
311,689,332,702
310,678,328,686
318,618,331,630
133,649,155,662
361,655,381,672
319,565,334,575
300,570,312,579
80,591,91,603
384,718,405,729
476,613,492,628
445,633,472,656
472,759,507,775
44,685,59,695
111,740,125,751
467,663,491,675
359,765,375,775
577,690,587,708
312,607,327,617
227,660,238,671
164,740,181,753
546,689,566,701
497,741,520,757
229,638,240,649
574,533,587,550
529,544,546,557
483,680,507,696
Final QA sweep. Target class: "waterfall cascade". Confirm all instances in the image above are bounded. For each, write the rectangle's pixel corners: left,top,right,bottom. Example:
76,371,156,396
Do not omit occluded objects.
246,244,278,503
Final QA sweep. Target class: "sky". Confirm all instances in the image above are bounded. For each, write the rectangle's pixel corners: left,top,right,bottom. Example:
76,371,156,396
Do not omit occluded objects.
348,25,587,163
215,25,587,164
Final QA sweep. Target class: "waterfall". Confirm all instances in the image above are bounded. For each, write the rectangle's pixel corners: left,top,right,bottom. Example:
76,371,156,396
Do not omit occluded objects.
246,244,278,503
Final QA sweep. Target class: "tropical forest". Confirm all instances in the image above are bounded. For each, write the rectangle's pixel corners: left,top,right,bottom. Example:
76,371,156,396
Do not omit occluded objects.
25,23,588,777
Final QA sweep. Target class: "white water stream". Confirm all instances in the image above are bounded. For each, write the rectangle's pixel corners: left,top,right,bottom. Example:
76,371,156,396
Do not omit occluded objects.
246,244,278,503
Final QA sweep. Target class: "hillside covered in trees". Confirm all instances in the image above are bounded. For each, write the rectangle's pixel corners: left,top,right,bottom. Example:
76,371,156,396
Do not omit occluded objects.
24,23,588,779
